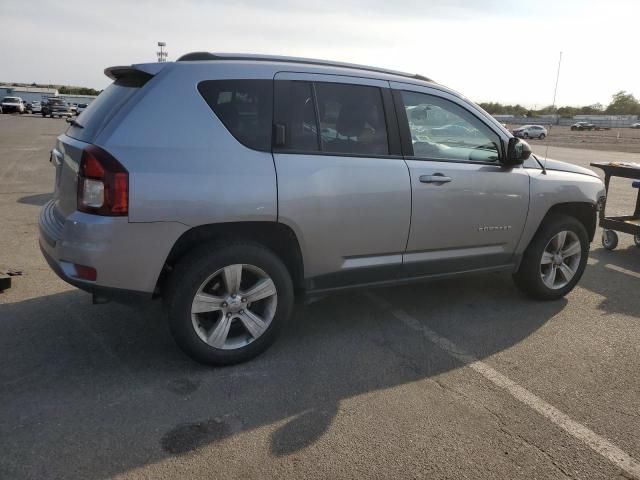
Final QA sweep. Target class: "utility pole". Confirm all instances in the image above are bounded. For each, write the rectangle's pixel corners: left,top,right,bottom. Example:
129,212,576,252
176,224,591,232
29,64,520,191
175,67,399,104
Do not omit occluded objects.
157,42,168,63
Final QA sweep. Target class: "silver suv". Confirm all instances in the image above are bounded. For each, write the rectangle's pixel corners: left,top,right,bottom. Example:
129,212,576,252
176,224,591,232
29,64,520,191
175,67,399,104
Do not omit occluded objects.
39,53,605,365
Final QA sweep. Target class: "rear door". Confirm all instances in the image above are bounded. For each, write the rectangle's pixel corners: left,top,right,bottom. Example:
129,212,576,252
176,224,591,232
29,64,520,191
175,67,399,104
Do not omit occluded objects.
273,72,411,290
391,82,530,276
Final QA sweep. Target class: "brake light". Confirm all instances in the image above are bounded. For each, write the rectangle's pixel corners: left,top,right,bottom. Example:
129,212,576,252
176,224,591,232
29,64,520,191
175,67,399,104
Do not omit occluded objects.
77,145,128,216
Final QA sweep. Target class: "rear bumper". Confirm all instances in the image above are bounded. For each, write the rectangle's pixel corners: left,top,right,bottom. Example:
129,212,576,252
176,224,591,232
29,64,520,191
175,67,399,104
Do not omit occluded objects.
39,242,149,303
38,199,189,297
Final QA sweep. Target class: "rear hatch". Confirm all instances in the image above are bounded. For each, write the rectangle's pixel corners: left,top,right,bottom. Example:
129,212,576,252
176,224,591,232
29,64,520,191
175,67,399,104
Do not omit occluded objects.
51,65,159,219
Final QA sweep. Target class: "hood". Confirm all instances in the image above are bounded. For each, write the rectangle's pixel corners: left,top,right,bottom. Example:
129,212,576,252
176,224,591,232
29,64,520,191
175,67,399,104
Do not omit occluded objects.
533,155,599,178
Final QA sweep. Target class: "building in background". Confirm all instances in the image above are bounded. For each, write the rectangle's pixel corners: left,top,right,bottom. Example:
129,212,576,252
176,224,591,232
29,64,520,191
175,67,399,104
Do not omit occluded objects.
0,85,58,103
0,85,97,106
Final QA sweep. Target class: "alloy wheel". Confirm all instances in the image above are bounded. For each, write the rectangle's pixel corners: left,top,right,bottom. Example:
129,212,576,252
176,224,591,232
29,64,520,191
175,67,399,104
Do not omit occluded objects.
540,230,582,289
191,264,278,350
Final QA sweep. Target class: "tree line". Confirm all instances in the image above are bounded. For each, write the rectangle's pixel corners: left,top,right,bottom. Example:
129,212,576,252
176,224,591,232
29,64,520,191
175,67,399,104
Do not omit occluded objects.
478,91,640,117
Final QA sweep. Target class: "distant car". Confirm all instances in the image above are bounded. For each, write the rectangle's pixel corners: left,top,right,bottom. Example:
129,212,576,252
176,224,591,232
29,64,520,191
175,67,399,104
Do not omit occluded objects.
69,103,78,114
630,123,640,129
76,103,88,115
41,98,72,118
30,101,42,114
1,96,25,114
512,125,547,139
571,121,595,131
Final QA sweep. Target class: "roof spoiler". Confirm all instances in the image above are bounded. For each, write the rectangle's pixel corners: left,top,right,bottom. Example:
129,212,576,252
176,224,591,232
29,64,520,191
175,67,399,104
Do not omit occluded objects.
104,63,167,81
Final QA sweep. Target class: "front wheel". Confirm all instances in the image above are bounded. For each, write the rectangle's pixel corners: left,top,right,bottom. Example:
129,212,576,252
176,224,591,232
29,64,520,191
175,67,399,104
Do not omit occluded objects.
634,234,640,247
523,132,529,138
539,133,546,139
166,243,294,365
513,214,589,300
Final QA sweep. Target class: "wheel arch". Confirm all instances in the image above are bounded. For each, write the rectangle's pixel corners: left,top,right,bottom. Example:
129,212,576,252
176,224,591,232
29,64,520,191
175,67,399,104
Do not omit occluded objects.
544,202,597,242
513,201,596,275
157,221,305,296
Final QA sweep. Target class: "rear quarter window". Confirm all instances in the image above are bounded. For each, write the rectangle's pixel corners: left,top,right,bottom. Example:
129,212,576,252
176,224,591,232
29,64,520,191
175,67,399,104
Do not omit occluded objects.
197,80,273,152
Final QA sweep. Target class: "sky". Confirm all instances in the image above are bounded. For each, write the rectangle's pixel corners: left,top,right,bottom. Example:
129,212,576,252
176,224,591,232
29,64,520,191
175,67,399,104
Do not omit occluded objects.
2,0,639,107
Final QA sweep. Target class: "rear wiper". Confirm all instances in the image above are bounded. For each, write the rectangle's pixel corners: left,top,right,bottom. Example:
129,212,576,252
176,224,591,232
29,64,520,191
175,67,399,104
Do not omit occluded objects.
66,118,84,128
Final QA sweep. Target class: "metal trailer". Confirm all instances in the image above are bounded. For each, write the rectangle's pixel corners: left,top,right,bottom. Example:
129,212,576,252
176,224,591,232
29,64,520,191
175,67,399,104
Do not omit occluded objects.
590,162,640,250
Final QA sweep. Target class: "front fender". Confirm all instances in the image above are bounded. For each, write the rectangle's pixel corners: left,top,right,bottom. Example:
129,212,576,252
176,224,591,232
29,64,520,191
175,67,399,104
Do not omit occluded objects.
515,169,605,257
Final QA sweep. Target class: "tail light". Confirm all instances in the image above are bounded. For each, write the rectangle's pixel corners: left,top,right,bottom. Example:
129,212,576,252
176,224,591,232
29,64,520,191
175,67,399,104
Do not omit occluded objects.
77,145,128,216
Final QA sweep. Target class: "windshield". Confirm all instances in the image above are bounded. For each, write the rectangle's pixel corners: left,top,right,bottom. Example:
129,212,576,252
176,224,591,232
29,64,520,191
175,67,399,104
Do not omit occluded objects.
2,97,20,103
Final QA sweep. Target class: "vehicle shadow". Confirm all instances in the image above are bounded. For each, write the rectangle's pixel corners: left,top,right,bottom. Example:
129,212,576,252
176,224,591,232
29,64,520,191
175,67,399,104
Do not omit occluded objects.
579,243,640,317
0,273,564,479
17,192,53,206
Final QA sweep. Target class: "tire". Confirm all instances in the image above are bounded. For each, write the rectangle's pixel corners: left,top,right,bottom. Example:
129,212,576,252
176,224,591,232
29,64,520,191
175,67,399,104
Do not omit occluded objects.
539,133,546,139
571,126,576,131
523,132,529,139
602,230,618,250
166,243,294,366
513,214,589,300
634,234,640,247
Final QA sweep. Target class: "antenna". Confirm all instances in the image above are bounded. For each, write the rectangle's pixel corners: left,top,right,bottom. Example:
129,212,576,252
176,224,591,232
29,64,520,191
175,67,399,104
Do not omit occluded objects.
542,51,562,173
157,42,168,63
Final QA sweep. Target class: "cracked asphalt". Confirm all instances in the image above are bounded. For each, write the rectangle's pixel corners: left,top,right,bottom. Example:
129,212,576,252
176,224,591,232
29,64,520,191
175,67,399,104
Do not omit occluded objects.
1,115,639,479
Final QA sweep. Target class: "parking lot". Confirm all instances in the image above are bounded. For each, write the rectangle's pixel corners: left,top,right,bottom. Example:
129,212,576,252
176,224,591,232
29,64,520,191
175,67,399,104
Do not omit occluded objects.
508,125,640,154
1,114,639,479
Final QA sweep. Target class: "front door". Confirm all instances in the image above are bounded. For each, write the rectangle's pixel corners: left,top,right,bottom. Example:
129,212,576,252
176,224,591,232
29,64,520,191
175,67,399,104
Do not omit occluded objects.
391,83,530,276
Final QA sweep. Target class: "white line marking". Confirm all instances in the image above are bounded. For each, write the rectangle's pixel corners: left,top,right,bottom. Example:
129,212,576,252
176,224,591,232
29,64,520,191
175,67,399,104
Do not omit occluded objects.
366,293,640,479
605,263,640,280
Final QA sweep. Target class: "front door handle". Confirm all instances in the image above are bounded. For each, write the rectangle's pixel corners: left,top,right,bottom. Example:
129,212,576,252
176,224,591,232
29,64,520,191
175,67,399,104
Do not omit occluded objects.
419,174,452,184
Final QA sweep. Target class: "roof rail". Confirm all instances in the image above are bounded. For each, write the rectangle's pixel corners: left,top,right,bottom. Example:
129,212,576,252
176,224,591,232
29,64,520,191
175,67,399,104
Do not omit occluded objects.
177,52,432,83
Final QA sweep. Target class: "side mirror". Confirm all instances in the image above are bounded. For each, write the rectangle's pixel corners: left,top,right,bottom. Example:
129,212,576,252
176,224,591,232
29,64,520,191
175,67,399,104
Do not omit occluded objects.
505,137,531,166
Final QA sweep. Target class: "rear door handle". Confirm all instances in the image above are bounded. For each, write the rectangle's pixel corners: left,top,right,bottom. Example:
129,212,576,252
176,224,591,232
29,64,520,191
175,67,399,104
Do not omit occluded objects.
419,174,452,184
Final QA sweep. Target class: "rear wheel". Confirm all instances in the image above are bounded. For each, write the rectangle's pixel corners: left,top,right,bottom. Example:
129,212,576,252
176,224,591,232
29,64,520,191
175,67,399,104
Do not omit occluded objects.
539,133,546,139
513,214,588,300
166,243,294,365
602,230,618,250
634,234,640,247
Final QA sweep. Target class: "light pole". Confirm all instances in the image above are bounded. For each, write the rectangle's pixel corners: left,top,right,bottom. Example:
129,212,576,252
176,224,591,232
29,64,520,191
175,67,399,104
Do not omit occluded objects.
157,42,168,63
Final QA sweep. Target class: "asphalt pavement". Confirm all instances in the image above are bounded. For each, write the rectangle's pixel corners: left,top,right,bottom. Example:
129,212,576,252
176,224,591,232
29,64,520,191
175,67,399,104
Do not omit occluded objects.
1,115,639,479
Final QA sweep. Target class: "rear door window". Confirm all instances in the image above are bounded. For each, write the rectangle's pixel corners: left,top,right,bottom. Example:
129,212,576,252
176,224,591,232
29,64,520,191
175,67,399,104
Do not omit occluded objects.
274,81,389,156
198,80,273,152
315,83,388,156
274,80,319,152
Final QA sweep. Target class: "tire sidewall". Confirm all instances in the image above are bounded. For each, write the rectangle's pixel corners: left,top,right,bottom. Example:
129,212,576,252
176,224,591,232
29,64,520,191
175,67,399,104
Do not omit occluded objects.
167,244,294,365
515,215,589,300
